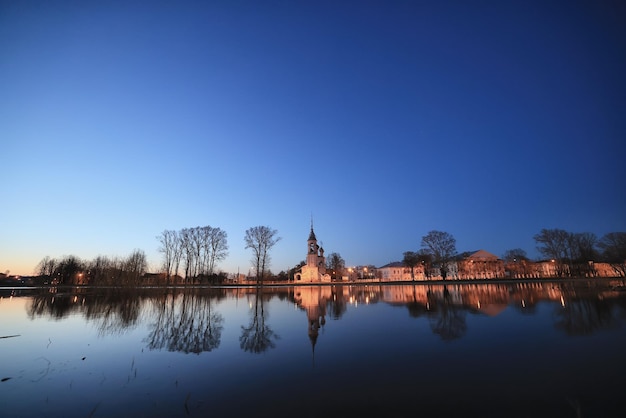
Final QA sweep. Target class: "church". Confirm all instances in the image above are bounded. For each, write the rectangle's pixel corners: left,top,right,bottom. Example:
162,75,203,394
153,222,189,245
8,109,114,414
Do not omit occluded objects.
294,224,331,283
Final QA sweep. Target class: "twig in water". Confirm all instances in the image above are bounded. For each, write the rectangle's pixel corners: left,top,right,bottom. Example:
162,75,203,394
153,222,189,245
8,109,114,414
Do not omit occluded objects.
47,338,52,348
87,402,101,418
0,335,20,339
32,357,51,382
184,392,191,415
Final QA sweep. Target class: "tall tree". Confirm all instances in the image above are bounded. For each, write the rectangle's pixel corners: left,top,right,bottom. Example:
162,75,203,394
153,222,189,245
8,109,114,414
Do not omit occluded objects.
158,230,177,282
180,228,195,281
533,228,570,277
124,249,147,286
244,226,281,284
421,230,457,280
35,256,57,277
326,252,345,281
204,226,229,276
598,232,626,277
417,250,433,279
402,251,420,281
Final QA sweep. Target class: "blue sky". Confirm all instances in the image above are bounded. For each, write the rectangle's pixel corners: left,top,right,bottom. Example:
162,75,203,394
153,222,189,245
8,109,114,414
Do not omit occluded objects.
2,0,625,275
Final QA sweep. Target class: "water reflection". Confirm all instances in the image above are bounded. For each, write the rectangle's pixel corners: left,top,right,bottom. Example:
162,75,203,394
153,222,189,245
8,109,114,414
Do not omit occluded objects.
239,288,278,353
145,290,224,354
20,280,626,351
427,286,467,340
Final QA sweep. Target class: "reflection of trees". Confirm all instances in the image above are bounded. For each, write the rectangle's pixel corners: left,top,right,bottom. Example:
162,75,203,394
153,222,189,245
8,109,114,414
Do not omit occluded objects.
327,286,348,319
83,291,143,335
240,289,278,353
145,290,224,354
27,289,143,334
28,292,77,319
427,286,467,340
407,285,428,318
554,298,617,336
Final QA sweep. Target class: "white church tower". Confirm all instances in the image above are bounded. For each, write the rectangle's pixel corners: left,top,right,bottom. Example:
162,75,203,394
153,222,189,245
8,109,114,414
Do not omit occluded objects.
295,222,331,282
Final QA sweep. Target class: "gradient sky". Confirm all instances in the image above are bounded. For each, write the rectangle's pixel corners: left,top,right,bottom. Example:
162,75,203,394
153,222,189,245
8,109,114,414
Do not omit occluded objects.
2,0,625,276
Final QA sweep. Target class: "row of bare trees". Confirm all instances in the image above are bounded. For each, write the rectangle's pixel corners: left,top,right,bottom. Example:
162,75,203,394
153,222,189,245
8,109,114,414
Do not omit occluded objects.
35,250,148,286
534,229,626,277
158,226,229,283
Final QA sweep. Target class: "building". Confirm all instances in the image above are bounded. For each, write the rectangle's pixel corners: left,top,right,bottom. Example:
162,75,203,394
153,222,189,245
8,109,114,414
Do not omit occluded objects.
294,224,331,283
456,250,505,279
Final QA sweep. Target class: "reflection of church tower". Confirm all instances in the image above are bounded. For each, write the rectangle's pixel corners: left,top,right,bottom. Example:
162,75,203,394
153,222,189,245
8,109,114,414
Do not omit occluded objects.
293,286,329,365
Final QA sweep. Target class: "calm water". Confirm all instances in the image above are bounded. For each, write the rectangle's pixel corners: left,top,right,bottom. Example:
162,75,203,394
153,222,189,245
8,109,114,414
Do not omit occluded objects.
1,281,625,418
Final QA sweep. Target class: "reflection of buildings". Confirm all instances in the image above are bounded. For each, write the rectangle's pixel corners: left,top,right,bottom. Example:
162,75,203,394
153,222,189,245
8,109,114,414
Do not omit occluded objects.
294,225,331,283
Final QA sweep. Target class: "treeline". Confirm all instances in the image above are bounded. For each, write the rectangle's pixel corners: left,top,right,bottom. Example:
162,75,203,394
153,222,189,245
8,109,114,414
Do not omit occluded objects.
157,226,229,283
533,229,626,277
403,229,626,279
35,250,148,286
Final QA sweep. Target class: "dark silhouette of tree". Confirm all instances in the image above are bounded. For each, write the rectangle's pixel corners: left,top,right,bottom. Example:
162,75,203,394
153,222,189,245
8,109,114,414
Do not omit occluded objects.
240,290,278,353
598,232,626,277
417,250,433,279
402,251,420,281
534,228,570,276
421,230,457,280
244,226,281,284
53,255,84,285
503,248,532,278
502,248,528,262
326,252,345,281
158,229,178,284
535,229,599,277
35,256,56,277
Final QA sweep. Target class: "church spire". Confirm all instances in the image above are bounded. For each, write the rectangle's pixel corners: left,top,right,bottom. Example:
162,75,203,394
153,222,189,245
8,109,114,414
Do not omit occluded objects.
308,215,317,241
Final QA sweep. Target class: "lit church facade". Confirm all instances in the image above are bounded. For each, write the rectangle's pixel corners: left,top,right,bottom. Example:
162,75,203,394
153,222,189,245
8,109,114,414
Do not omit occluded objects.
294,225,331,283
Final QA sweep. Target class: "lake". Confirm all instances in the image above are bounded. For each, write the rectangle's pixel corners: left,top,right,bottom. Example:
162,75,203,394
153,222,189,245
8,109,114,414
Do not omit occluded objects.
1,280,625,417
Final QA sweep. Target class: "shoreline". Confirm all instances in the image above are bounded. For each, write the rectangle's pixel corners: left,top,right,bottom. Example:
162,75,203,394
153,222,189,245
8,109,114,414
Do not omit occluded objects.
1,276,624,291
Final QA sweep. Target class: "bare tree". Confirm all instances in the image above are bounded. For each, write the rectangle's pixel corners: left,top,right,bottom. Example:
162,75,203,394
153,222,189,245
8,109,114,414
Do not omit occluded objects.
204,226,229,276
534,228,570,277
569,232,598,277
421,230,457,280
326,252,345,281
180,228,195,281
158,230,177,283
534,229,599,277
502,248,528,262
402,251,420,281
124,249,147,286
598,232,626,277
503,248,531,278
35,256,57,277
53,255,84,285
417,250,433,279
244,226,281,284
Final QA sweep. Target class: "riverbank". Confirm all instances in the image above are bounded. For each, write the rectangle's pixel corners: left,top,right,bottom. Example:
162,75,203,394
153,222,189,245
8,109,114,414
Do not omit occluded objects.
1,276,624,291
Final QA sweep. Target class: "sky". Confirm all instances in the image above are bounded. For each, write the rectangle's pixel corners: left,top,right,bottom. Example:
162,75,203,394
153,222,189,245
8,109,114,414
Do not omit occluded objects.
1,0,625,276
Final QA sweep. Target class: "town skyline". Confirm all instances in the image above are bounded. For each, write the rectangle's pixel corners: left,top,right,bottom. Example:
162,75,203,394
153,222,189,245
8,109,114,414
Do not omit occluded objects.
4,223,624,279
2,1,624,277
